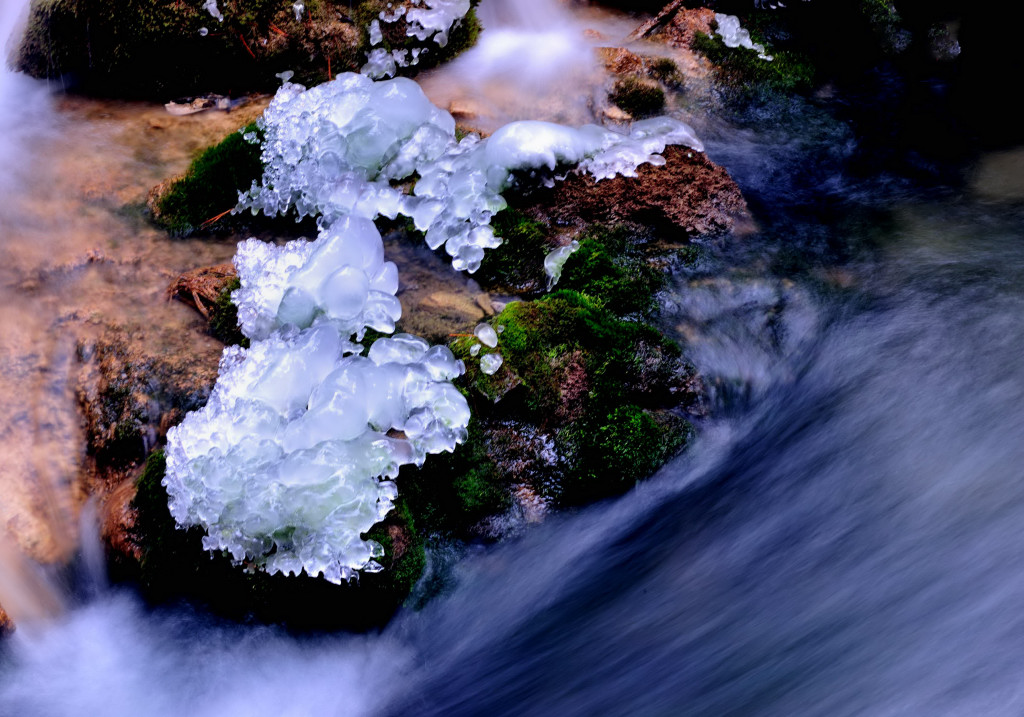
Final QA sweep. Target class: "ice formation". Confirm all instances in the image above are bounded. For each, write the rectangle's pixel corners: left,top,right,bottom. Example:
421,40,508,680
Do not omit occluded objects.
361,0,472,79
543,240,580,289
202,0,223,22
239,74,703,273
474,323,498,348
232,216,401,344
714,14,773,61
164,328,468,583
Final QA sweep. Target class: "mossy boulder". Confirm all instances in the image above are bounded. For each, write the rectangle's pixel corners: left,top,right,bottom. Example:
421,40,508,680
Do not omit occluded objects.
474,209,550,295
453,289,699,507
557,225,668,316
151,122,264,236
610,75,666,118
691,25,815,95
19,0,478,100
353,0,481,75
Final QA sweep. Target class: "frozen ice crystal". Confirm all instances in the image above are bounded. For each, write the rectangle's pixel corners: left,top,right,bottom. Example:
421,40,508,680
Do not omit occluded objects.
714,13,773,61
202,0,223,22
544,240,580,289
480,353,503,375
232,216,401,343
474,322,498,348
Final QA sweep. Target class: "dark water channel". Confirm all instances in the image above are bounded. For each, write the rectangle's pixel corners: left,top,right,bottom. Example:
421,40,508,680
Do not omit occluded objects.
4,30,1024,717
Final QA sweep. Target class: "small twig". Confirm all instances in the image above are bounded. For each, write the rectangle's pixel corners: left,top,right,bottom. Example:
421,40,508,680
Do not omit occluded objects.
238,31,256,59
327,54,332,80
627,0,687,41
268,23,287,36
191,290,211,319
200,208,234,228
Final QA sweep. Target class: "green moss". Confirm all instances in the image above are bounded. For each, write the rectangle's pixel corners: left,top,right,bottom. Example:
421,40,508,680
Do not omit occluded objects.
156,123,264,237
557,226,665,317
397,418,508,536
450,288,696,503
125,449,425,630
462,290,685,417
691,29,815,95
559,406,691,504
475,209,549,293
609,76,665,118
649,56,683,88
209,278,248,346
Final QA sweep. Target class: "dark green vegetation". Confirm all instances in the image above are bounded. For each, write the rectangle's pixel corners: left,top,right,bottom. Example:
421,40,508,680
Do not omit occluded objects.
609,76,666,118
557,225,666,316
19,0,479,99
124,450,426,631
208,278,248,346
691,28,815,95
155,123,264,236
453,285,696,507
475,209,550,294
649,56,684,88
398,418,509,539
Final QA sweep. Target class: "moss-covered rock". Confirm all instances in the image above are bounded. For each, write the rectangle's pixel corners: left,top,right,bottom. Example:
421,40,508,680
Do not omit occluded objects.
208,277,247,346
557,225,666,317
121,449,426,630
452,289,698,506
19,0,478,100
152,122,264,236
559,405,692,504
691,27,815,95
474,209,550,294
397,418,509,538
354,0,481,75
609,75,666,118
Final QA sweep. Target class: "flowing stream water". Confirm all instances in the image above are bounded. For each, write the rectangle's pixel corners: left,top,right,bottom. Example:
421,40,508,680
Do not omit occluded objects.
3,1,1024,714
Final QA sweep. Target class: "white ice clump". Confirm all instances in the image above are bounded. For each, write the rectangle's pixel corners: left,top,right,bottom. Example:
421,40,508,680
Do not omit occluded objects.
405,0,471,47
232,216,401,343
203,0,223,22
474,322,498,348
362,0,471,78
480,353,503,375
239,74,703,274
165,327,468,583
369,19,384,46
293,2,305,21
714,13,773,61
544,240,580,289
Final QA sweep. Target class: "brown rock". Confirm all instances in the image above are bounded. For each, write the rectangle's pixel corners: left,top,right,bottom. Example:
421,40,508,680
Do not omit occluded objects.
597,47,648,76
518,144,750,238
654,7,717,51
603,105,633,122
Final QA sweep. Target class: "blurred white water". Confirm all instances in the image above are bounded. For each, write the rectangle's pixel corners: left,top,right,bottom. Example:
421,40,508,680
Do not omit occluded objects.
420,0,632,129
0,0,74,627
